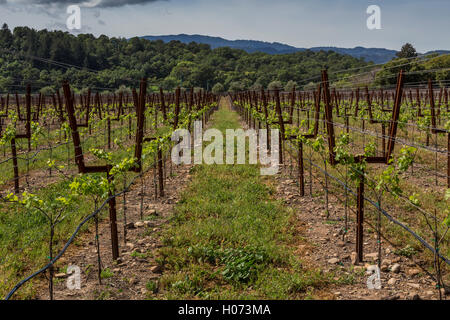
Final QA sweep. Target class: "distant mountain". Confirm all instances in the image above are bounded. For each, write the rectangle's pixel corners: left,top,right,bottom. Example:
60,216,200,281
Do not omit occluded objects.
308,46,397,64
142,34,301,54
140,34,399,63
425,50,450,56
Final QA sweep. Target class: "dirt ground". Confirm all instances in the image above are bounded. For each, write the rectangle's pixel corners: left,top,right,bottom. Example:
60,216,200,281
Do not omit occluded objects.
33,104,448,300
34,158,194,300
273,166,446,300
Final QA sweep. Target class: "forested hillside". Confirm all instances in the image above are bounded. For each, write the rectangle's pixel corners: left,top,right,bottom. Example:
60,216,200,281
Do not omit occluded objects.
0,24,370,93
142,34,399,63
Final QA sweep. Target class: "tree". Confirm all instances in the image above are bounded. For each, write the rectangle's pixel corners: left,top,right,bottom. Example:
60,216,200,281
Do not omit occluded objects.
0,23,12,47
374,58,424,87
228,81,244,93
190,64,215,88
212,82,224,94
170,61,195,84
284,80,297,92
0,25,370,93
162,76,180,90
250,82,262,91
268,80,282,91
331,78,352,89
396,43,418,59
116,85,131,95
304,82,317,91
40,86,55,95
255,75,271,88
0,76,13,92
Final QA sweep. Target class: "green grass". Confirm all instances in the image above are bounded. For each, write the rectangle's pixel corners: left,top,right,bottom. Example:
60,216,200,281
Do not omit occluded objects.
155,101,335,299
0,109,178,299
100,268,114,279
146,280,158,294
0,177,98,299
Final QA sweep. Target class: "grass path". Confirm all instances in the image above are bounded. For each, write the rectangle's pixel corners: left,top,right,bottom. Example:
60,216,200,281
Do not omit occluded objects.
154,99,343,299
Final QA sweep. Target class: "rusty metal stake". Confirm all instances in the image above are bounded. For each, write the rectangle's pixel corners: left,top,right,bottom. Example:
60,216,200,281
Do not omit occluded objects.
157,146,164,197
356,171,364,263
448,133,450,188
298,141,304,196
107,117,111,149
107,170,119,261
11,138,19,194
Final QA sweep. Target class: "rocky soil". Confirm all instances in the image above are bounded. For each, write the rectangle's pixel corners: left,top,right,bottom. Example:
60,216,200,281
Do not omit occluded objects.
274,160,448,300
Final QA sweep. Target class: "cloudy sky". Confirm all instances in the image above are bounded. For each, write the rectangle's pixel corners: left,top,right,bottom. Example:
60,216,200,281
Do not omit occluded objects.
0,0,448,52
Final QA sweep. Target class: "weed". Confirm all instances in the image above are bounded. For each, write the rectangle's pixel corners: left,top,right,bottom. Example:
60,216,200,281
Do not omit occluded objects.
100,268,114,279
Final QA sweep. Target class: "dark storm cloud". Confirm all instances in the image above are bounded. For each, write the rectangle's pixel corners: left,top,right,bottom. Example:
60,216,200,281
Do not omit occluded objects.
2,0,163,8
97,0,163,7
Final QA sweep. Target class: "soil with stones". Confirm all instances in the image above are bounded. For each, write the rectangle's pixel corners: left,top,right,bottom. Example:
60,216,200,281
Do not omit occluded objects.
274,160,448,300
34,158,194,300
33,103,448,300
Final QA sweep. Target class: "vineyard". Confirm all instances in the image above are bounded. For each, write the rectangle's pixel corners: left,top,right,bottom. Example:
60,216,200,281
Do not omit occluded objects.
232,68,450,298
0,81,219,298
0,55,450,300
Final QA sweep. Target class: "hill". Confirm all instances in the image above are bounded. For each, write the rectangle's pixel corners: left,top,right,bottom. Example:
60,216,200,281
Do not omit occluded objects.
141,34,398,64
0,25,371,92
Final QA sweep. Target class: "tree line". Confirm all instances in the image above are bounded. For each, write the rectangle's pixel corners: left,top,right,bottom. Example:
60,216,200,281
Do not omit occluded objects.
0,24,371,93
